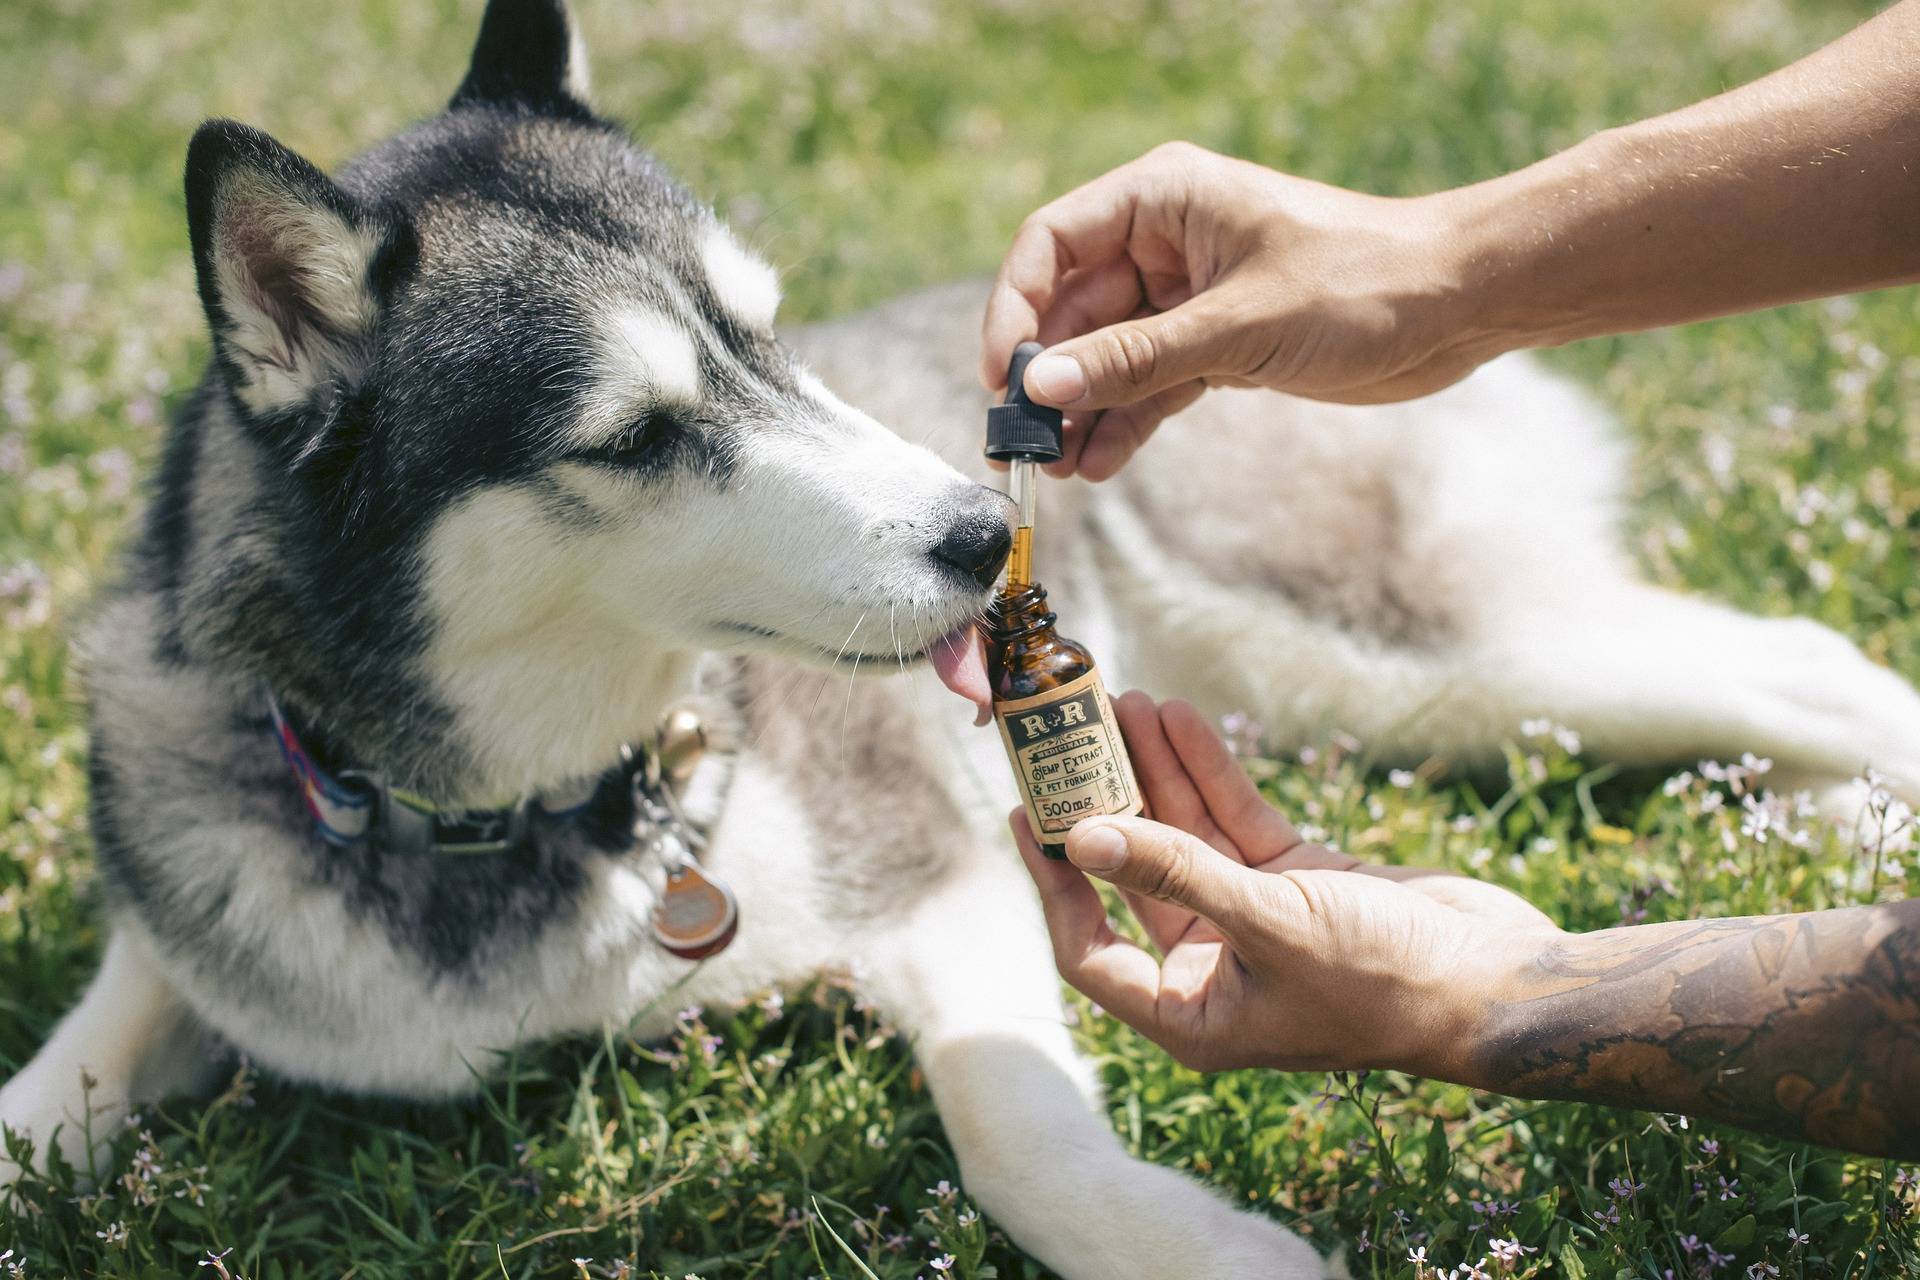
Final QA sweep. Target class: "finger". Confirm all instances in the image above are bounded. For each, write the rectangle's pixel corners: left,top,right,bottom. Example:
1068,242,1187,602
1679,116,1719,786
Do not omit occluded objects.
1067,934,1189,1046
1054,300,1151,478
1009,808,1109,943
1106,692,1219,953
1051,298,1191,479
1036,260,1148,350
1158,699,1304,864
1020,295,1243,412
1075,380,1204,481
1111,690,1220,849
1010,810,1175,1035
1064,814,1278,941
981,172,1150,390
1366,864,1560,930
1051,392,1135,476
1271,850,1559,931
1268,843,1361,872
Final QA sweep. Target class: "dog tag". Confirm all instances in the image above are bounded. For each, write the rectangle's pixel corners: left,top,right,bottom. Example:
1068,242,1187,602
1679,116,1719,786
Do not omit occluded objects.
651,861,739,960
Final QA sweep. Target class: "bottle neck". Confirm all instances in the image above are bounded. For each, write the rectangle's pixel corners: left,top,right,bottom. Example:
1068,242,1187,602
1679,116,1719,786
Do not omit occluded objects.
988,582,1056,641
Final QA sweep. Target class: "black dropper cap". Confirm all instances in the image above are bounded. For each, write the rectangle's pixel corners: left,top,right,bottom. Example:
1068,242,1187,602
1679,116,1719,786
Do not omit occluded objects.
985,341,1064,462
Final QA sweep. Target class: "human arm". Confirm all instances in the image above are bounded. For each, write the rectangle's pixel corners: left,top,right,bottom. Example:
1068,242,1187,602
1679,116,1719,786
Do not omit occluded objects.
982,0,1920,478
1475,906,1920,1156
1013,694,1920,1156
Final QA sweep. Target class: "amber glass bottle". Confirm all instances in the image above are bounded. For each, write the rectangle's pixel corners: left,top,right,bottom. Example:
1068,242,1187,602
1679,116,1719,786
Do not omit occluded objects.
983,344,1143,859
986,584,1142,858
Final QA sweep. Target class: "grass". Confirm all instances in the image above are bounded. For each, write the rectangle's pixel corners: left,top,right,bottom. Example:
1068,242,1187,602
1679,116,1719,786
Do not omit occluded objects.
2,0,1919,1274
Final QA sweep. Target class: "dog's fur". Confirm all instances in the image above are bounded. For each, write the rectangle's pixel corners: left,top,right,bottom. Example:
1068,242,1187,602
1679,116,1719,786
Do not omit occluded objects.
8,1,1920,1273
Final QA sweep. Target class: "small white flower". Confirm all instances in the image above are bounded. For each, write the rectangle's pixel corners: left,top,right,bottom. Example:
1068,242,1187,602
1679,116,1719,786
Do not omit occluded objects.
1488,1238,1538,1265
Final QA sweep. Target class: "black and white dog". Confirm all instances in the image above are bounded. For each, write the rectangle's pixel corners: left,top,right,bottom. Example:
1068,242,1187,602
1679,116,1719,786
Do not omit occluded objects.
7,1,1920,1273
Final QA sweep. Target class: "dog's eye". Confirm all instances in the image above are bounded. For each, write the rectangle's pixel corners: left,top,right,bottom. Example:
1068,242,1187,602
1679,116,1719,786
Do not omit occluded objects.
579,411,678,467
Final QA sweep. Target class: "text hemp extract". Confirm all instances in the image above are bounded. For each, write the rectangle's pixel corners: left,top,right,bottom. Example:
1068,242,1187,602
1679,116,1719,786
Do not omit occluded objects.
984,343,1144,859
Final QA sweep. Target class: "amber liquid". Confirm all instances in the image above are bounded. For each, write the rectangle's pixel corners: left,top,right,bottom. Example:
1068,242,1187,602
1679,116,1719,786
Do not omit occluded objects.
986,582,1105,860
1006,525,1033,592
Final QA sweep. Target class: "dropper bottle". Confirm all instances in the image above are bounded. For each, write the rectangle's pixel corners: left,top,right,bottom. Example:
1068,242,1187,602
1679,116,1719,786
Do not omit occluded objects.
984,344,1144,859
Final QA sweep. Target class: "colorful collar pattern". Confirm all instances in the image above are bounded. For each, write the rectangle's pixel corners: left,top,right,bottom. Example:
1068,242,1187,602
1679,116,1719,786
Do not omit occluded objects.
268,693,607,855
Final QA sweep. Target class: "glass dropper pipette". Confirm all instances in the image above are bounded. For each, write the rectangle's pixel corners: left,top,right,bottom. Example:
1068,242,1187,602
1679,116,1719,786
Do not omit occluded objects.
1006,456,1036,589
986,343,1063,589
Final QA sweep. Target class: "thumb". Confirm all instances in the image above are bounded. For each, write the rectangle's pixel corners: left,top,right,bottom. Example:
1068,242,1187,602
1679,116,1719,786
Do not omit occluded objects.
1065,815,1270,936
1023,298,1242,411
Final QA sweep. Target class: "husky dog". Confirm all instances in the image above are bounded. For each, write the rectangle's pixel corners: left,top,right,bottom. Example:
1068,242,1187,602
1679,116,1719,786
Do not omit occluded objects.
7,1,1920,1274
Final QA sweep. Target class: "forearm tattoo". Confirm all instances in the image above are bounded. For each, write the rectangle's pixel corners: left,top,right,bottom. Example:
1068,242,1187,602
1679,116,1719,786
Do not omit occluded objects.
1476,900,1920,1157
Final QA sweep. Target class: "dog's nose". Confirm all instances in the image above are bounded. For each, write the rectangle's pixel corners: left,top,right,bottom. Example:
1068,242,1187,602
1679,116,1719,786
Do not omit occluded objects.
931,498,1014,590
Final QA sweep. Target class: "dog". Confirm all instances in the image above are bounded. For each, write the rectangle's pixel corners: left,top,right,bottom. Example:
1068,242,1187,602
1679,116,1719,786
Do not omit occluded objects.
6,1,1920,1274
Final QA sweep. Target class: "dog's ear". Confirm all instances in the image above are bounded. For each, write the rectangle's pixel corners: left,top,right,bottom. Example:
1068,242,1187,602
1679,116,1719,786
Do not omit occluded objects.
451,0,592,117
185,119,413,418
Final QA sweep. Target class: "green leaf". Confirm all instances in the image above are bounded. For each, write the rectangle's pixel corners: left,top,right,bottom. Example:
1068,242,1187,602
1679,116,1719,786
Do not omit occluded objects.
1515,1193,1556,1240
1558,1244,1588,1280
1715,1214,1757,1249
809,1196,883,1280
339,1192,417,1250
1423,1118,1452,1188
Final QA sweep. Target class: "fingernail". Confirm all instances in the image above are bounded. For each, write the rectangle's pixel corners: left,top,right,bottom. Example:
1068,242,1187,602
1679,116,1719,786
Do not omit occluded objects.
1026,354,1087,404
1069,822,1128,873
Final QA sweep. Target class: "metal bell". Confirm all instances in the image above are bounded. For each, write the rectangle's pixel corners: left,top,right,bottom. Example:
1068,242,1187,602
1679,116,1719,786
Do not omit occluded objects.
656,706,708,785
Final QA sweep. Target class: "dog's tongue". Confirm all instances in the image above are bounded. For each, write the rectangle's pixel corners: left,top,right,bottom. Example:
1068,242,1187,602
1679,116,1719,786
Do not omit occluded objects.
931,624,992,724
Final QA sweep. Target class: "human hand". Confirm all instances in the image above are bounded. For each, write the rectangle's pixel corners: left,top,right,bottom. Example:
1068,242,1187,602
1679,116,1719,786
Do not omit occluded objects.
981,142,1499,479
1010,693,1561,1077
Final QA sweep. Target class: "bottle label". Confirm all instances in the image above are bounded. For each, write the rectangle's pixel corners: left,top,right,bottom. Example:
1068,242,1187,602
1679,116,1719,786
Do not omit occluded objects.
994,665,1144,844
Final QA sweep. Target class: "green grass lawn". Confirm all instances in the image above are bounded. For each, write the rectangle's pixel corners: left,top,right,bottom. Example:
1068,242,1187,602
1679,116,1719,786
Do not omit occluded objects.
4,0,1920,1274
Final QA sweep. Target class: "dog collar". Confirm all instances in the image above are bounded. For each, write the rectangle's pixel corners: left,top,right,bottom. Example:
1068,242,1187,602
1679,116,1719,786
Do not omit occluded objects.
267,693,603,854
266,692,740,958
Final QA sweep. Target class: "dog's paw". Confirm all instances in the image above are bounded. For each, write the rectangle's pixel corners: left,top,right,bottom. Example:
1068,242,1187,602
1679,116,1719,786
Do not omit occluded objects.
1159,1200,1332,1280
0,1063,115,1192
1032,1172,1329,1280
